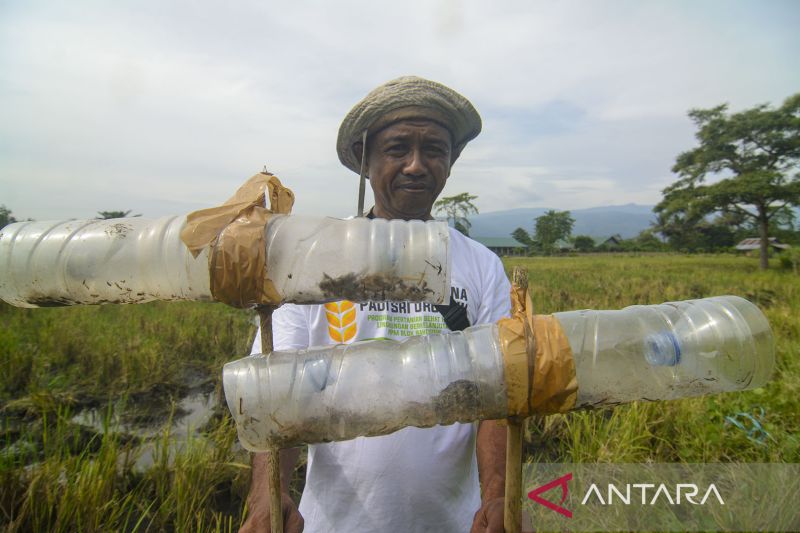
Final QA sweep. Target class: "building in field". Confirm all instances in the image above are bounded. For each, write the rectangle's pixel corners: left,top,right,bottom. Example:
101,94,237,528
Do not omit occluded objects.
472,236,528,256
594,234,624,250
735,237,791,252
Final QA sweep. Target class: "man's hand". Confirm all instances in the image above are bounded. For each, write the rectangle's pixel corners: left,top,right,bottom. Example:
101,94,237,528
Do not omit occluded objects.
473,420,507,532
239,449,303,533
239,492,303,533
470,496,504,533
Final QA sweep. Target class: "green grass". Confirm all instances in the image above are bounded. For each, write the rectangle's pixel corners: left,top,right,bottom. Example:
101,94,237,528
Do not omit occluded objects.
0,302,255,531
1,253,797,531
0,301,255,404
506,254,799,464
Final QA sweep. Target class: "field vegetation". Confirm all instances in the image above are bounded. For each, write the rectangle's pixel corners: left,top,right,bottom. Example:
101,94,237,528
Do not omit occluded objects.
1,254,797,531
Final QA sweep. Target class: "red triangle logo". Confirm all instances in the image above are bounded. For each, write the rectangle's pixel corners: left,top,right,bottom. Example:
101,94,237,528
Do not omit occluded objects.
528,472,573,518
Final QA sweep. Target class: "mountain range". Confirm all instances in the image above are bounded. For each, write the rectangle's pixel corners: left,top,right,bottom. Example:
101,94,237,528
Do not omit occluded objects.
468,204,656,240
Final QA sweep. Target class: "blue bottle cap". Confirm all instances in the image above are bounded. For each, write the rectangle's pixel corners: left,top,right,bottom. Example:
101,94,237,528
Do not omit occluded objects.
644,331,681,367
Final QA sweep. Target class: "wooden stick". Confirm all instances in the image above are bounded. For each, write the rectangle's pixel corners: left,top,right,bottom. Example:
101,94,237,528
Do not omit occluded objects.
505,266,529,533
357,130,367,217
258,306,283,533
266,447,283,533
504,417,524,533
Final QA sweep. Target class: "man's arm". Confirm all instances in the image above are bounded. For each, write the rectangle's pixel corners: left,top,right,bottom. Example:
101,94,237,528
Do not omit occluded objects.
239,448,303,533
242,305,309,532
469,246,512,532
471,419,507,533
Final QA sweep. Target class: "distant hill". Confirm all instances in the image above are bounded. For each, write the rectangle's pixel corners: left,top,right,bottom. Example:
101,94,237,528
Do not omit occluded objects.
468,204,656,239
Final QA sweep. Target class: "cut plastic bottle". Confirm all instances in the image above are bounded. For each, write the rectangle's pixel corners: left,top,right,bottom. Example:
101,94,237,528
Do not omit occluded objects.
223,296,774,450
224,323,508,450
0,215,450,307
557,295,774,408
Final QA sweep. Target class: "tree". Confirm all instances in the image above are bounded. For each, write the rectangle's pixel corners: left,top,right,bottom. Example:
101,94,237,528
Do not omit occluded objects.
534,210,575,254
616,230,669,252
511,227,535,254
653,210,742,252
636,230,666,251
0,205,17,229
97,210,141,219
434,193,478,236
572,235,595,252
655,93,800,269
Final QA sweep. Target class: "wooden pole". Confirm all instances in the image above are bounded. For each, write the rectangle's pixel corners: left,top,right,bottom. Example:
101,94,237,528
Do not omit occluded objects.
505,266,529,533
504,417,524,533
258,306,283,533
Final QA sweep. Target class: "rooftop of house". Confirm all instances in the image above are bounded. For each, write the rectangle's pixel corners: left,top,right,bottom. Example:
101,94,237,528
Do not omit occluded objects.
471,236,527,248
735,237,791,250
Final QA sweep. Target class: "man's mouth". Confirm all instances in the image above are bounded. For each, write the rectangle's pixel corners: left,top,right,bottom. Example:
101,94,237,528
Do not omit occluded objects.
397,183,429,193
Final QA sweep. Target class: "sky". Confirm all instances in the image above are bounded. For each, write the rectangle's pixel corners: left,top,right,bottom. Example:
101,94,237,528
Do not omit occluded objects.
1,0,798,221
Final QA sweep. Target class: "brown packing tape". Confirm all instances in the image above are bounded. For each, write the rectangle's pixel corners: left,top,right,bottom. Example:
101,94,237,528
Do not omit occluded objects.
179,172,295,307
209,206,282,307
497,285,531,417
498,283,578,416
529,314,578,414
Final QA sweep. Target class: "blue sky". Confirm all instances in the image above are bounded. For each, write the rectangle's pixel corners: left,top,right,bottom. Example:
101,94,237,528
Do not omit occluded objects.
1,0,798,221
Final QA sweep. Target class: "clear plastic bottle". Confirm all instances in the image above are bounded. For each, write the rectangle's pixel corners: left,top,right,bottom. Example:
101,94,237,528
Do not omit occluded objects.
223,323,508,451
0,216,211,307
0,215,450,307
223,296,774,449
557,295,775,408
264,215,450,304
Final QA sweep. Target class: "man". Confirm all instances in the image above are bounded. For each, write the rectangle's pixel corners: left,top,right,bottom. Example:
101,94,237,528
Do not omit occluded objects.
241,76,511,533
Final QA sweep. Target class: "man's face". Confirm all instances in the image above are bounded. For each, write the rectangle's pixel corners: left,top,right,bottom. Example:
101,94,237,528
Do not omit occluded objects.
365,119,452,220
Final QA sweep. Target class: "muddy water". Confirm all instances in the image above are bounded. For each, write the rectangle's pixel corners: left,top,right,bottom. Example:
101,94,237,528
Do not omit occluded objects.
70,381,223,472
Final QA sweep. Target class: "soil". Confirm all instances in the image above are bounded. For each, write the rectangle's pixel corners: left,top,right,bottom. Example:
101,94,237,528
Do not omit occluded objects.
249,379,485,448
433,379,481,420
104,222,134,238
317,272,433,302
26,297,79,307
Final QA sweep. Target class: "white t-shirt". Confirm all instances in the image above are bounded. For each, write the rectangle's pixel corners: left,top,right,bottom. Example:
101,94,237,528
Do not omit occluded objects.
251,229,511,533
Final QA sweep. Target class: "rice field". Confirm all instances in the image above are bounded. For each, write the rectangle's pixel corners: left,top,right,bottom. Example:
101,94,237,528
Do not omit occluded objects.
1,253,797,531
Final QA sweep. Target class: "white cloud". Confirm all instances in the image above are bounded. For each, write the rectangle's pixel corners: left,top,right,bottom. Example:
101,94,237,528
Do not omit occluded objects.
1,0,798,221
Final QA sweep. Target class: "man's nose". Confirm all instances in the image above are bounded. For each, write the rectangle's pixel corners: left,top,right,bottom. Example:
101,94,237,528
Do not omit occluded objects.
402,148,426,176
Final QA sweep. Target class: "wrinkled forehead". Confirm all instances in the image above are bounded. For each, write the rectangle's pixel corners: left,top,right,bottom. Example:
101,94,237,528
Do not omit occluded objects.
370,118,454,146
366,106,454,141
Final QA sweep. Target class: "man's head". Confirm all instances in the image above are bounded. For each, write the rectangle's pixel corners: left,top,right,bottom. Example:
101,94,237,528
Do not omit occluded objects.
337,76,481,220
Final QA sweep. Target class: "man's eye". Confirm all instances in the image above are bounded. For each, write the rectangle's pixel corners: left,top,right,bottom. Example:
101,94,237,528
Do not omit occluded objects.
385,145,407,154
425,145,447,155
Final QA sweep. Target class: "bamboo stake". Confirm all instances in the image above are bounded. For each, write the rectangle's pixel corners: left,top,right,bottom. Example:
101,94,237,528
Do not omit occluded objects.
504,266,529,533
258,306,283,533
504,417,524,533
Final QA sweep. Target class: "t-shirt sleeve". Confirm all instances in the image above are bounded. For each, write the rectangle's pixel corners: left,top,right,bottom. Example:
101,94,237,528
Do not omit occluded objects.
250,304,310,354
474,253,512,326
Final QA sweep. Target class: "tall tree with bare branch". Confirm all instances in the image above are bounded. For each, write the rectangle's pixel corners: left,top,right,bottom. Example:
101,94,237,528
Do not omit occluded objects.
656,93,800,269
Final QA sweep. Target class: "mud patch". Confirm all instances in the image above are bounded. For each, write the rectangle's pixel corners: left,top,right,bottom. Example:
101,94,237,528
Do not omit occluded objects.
318,272,433,302
68,371,221,471
249,379,485,448
433,379,480,420
26,297,79,308
104,223,134,239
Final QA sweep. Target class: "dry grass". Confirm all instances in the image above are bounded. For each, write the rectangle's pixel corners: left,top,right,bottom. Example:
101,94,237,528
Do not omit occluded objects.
1,253,797,530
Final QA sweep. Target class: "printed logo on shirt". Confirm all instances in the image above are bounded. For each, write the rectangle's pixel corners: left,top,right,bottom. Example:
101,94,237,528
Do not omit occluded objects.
357,286,470,338
324,300,357,343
